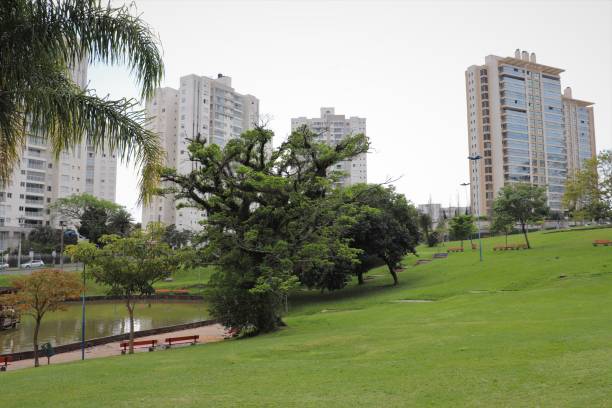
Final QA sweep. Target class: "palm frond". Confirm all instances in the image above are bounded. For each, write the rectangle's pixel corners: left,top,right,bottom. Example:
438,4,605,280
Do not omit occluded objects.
19,67,163,203
0,0,165,199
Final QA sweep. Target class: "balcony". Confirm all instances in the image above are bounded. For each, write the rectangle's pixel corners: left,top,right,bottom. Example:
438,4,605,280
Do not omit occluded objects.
25,198,44,206
25,186,44,195
26,171,45,182
26,159,45,170
24,211,44,218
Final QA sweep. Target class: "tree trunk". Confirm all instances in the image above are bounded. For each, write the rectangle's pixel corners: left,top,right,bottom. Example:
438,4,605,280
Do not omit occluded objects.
127,299,135,354
505,232,508,247
521,222,531,249
33,316,41,367
357,271,364,285
387,262,399,286
460,239,464,250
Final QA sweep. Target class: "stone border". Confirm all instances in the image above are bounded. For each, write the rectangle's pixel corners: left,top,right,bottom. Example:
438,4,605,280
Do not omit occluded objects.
1,318,219,361
67,294,204,302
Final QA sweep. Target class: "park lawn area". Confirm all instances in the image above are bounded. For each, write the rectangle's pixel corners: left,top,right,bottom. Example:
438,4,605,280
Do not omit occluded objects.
153,266,214,295
2,228,612,407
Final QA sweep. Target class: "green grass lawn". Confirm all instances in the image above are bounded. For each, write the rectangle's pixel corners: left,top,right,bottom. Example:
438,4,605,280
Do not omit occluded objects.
2,228,612,407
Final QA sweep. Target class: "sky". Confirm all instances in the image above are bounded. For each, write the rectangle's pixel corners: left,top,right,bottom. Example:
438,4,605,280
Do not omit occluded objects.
88,0,612,221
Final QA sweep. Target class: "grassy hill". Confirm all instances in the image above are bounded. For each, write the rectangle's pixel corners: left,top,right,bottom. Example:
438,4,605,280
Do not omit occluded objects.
2,228,612,407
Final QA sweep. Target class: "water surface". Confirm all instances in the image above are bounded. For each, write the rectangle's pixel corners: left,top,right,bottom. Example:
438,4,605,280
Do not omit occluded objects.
0,300,208,354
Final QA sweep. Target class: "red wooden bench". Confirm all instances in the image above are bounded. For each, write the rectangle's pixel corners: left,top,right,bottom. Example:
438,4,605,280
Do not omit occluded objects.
0,355,12,371
447,247,464,253
593,240,611,247
165,335,199,348
120,339,157,354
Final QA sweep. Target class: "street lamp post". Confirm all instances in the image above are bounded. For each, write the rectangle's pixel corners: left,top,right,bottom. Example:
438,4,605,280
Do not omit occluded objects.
467,155,483,262
17,220,25,269
81,262,86,360
460,182,470,215
59,221,65,270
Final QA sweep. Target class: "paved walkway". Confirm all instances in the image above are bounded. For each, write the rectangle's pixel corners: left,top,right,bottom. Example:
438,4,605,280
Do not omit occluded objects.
8,323,227,371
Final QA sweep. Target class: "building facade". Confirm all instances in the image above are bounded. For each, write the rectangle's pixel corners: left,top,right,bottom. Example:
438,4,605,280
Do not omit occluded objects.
465,49,596,216
142,74,259,231
291,107,367,188
0,62,117,251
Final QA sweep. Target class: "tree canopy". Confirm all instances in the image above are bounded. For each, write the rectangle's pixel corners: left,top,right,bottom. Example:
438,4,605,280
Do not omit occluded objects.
492,183,548,249
51,193,134,244
341,184,419,285
0,0,165,201
162,124,369,333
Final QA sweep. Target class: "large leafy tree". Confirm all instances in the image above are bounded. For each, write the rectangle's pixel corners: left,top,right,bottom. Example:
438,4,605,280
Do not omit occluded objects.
50,193,121,222
341,184,419,285
162,125,369,333
51,193,133,244
1,270,81,367
83,224,179,353
492,184,548,249
448,214,476,249
0,0,164,201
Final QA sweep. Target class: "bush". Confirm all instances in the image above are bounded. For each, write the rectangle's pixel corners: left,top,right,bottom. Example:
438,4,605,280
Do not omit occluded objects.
427,231,440,247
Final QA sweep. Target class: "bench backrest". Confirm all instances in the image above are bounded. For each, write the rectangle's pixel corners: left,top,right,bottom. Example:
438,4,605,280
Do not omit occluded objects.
120,339,157,347
0,356,11,363
166,335,199,342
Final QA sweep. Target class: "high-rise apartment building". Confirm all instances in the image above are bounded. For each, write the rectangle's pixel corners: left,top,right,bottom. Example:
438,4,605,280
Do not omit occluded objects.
465,49,596,216
0,62,117,251
291,107,367,187
142,74,259,231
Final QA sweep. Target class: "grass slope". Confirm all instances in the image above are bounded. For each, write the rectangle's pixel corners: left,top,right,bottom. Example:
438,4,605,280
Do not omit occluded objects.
2,229,612,407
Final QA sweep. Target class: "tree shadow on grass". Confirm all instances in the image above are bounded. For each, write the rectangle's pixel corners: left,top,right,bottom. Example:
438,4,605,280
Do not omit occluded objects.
288,270,427,313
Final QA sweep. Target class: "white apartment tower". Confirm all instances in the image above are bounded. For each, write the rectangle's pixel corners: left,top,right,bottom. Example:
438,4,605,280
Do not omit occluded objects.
291,107,367,187
142,74,259,230
465,49,596,216
0,62,117,251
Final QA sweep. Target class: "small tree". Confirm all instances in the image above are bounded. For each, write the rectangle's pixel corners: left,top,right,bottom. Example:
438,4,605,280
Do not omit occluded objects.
491,212,514,247
449,214,475,249
418,213,433,246
87,224,179,353
1,270,81,367
162,224,193,249
493,184,548,249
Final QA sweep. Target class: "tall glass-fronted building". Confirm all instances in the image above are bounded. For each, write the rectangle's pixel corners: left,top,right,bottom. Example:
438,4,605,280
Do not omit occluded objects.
465,49,596,216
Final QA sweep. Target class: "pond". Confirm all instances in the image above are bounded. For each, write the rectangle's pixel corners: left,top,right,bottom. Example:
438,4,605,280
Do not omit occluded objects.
0,300,209,354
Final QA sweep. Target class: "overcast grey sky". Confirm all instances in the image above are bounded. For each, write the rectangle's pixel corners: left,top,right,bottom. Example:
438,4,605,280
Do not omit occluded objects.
89,0,612,221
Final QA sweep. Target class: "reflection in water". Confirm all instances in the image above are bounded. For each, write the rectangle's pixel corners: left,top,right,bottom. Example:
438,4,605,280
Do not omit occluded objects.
0,301,208,354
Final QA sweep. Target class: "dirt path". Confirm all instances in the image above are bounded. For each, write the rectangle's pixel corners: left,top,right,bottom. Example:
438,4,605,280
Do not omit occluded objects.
7,323,227,371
